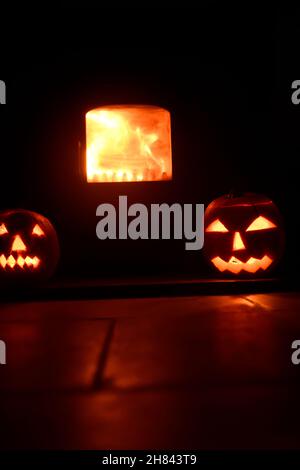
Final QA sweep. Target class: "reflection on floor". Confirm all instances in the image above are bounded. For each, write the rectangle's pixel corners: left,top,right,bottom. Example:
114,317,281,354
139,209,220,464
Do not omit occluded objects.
0,292,300,449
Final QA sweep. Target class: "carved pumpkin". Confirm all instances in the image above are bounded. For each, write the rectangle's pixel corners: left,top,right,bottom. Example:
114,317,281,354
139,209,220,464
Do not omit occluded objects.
0,209,59,283
204,193,285,276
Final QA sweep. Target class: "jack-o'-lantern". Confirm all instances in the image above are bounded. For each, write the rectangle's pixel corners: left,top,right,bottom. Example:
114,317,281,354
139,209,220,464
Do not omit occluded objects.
0,209,59,283
204,193,285,276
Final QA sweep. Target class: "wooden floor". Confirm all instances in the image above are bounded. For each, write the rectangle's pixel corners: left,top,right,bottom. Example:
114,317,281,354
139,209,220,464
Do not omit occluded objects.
1,292,300,449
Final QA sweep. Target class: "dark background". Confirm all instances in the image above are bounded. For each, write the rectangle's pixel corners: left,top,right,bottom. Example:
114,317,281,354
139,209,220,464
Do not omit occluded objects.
0,7,299,280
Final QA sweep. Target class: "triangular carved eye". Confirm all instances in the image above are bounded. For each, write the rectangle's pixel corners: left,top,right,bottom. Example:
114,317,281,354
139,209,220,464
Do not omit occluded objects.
0,224,8,235
206,219,229,232
32,224,45,236
246,216,276,232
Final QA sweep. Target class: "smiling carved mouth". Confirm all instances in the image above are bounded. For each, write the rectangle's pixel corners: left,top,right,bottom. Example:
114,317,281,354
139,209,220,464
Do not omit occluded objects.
211,255,273,274
0,254,40,269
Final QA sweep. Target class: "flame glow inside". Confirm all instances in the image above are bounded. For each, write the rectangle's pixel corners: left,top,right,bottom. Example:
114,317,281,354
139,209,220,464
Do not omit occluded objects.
86,106,172,182
211,255,273,274
0,254,40,269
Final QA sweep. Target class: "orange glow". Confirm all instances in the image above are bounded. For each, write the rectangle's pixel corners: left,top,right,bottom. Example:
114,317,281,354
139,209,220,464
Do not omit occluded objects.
0,254,40,269
24,256,40,267
206,219,228,232
32,224,45,236
7,255,16,268
233,232,246,251
17,255,25,268
246,216,276,232
86,105,172,182
211,255,273,274
0,224,8,235
11,235,26,252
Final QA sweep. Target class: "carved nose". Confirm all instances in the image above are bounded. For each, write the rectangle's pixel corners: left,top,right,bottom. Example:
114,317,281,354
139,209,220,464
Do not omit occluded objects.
11,235,27,252
233,232,246,251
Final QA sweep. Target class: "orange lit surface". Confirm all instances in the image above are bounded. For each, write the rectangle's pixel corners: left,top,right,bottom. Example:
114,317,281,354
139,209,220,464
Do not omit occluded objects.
86,105,172,182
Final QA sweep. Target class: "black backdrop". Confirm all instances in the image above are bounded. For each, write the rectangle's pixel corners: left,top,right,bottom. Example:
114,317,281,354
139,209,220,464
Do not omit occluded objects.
0,7,299,280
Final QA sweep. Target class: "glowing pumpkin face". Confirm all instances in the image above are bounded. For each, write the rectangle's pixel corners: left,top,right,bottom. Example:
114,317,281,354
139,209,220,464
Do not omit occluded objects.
204,193,285,275
0,209,59,283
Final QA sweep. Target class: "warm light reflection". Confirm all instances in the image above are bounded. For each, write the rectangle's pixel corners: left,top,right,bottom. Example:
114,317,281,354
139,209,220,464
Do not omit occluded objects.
211,255,273,274
86,105,172,182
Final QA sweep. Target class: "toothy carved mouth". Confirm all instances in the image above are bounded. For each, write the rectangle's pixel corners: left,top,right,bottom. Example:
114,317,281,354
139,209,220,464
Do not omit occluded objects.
0,254,40,269
211,255,273,274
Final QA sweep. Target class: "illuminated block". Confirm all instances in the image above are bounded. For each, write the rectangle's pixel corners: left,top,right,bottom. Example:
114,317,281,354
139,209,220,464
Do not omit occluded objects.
86,105,172,182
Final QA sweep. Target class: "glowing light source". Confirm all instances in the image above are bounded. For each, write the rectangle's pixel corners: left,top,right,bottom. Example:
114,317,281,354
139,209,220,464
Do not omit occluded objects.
0,224,8,235
211,255,273,274
232,232,246,251
11,235,27,252
204,193,285,276
32,224,45,237
246,216,276,232
86,105,172,182
0,254,40,269
0,209,59,282
206,219,228,232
